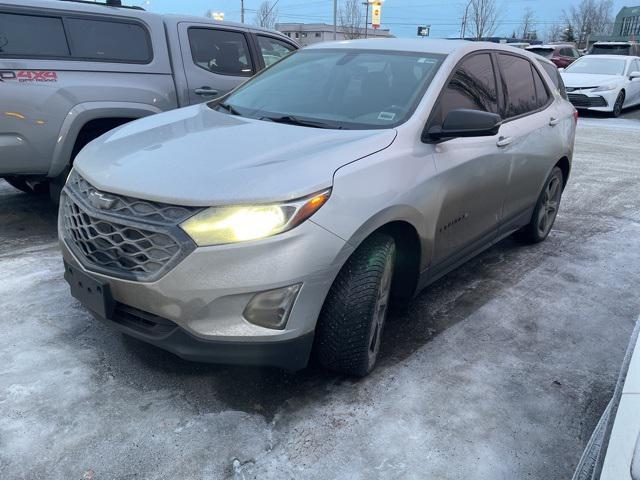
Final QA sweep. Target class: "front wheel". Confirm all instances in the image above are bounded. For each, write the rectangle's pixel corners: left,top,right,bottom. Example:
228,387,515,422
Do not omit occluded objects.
612,90,625,117
515,166,564,244
315,233,396,377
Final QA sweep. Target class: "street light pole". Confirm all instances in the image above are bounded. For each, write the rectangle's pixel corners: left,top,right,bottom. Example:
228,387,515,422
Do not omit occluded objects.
363,1,370,39
240,0,245,23
333,0,337,40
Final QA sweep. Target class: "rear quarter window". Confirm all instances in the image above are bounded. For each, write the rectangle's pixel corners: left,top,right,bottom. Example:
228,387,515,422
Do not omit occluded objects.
0,12,69,57
539,61,568,100
65,17,152,63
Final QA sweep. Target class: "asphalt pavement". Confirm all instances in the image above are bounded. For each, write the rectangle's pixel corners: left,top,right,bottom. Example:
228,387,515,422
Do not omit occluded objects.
1,112,639,479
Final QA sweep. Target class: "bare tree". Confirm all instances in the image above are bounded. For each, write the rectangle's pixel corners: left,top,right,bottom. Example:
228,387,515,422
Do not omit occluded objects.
254,1,279,30
519,7,536,39
563,0,613,47
546,24,564,43
469,0,500,40
339,0,364,40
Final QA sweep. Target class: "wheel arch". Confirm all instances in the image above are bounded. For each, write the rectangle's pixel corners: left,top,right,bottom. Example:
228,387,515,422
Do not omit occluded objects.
334,207,425,302
48,102,163,178
555,156,571,189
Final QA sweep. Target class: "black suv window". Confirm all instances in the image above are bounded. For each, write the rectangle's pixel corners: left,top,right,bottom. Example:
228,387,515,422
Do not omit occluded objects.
539,61,568,100
0,12,69,57
432,53,498,126
188,28,253,76
65,17,151,63
498,54,538,118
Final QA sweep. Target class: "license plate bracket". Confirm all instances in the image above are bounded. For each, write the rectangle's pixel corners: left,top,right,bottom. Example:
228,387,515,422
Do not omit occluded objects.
64,262,115,319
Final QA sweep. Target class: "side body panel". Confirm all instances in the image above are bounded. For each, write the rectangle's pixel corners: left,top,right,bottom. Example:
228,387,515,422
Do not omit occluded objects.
0,2,176,177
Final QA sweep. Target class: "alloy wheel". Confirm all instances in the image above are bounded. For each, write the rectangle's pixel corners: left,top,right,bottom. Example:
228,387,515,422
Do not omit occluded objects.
537,175,562,237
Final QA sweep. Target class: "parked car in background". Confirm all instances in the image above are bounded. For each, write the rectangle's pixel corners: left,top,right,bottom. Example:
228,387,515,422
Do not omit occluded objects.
561,55,640,116
0,0,297,200
589,41,640,57
59,39,576,377
527,44,581,68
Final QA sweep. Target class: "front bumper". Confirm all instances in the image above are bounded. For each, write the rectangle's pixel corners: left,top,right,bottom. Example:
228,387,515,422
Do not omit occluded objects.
60,217,352,369
567,89,617,111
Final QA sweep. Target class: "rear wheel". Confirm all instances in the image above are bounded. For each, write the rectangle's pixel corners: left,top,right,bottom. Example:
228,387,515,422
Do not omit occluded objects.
315,233,396,377
612,90,625,117
515,166,564,244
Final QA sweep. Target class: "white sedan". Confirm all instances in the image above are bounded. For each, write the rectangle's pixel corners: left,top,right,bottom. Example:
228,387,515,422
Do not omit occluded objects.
560,55,640,117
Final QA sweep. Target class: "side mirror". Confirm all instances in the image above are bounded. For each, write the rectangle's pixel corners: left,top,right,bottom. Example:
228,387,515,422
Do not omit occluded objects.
424,109,502,142
629,71,640,80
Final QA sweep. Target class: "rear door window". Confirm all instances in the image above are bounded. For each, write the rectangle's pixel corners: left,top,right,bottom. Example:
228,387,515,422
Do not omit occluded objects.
188,28,254,76
256,36,295,67
0,12,69,57
432,53,498,126
498,54,538,118
65,17,151,63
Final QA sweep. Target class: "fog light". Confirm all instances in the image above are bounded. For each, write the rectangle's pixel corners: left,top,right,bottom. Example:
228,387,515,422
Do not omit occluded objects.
243,284,301,329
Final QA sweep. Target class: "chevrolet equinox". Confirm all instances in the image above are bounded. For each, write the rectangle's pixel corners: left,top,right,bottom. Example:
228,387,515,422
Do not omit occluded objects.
60,39,577,376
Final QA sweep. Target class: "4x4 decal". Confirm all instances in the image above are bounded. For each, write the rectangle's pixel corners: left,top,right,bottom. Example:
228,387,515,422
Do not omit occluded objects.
0,70,57,82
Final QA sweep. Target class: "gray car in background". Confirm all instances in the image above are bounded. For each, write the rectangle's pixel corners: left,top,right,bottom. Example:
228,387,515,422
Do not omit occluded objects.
60,39,576,377
0,0,297,199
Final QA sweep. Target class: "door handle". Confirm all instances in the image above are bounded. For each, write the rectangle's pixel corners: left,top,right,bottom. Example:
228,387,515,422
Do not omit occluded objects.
496,136,513,147
549,117,560,126
194,87,219,96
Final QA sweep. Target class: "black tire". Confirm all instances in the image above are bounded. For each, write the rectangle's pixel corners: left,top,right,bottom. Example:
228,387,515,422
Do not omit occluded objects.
3,176,34,194
612,90,625,117
315,233,396,377
515,166,564,244
3,176,48,195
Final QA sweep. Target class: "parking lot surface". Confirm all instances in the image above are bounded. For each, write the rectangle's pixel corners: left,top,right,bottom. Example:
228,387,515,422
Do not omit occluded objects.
1,113,639,479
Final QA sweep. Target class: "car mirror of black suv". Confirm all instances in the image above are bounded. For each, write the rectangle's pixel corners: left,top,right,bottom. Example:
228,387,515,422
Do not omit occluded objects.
424,109,502,143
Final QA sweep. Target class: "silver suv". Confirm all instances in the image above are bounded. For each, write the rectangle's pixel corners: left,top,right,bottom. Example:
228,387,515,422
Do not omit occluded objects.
0,0,297,200
60,39,577,376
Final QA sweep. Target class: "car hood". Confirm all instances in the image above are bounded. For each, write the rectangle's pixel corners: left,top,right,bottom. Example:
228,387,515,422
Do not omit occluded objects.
74,104,397,206
561,72,622,88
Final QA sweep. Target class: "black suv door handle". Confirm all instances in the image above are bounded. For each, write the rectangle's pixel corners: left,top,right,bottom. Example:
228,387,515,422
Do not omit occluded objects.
194,87,218,96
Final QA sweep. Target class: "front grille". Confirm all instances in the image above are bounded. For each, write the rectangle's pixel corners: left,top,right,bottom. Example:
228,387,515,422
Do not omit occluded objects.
61,172,202,281
568,93,608,108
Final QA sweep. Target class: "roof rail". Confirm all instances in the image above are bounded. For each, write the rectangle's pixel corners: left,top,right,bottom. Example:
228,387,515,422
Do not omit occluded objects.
58,0,146,11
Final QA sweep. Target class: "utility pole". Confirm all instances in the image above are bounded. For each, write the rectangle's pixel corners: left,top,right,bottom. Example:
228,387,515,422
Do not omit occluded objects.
333,0,338,40
241,0,245,23
460,0,472,39
363,1,369,39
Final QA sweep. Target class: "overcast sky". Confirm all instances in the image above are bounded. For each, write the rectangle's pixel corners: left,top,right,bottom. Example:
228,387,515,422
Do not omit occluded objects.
139,0,629,39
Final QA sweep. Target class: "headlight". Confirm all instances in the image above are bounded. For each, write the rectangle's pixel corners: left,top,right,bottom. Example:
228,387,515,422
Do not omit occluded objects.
180,189,331,246
592,83,618,92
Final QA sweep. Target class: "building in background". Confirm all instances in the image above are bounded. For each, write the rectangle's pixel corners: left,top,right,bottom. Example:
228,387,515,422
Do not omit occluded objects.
591,5,640,43
276,23,392,46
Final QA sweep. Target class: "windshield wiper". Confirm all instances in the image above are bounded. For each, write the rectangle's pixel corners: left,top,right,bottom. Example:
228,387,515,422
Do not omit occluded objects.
217,103,243,116
260,115,342,129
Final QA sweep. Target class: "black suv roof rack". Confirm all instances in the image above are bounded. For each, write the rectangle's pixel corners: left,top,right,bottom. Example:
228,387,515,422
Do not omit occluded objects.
59,0,145,11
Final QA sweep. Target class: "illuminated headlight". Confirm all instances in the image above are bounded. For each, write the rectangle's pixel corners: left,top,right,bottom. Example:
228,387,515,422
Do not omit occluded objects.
180,189,331,246
592,83,618,92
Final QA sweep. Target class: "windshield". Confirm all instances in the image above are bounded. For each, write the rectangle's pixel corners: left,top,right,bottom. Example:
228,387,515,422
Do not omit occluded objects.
589,45,631,55
527,48,554,59
565,57,626,75
212,49,445,129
